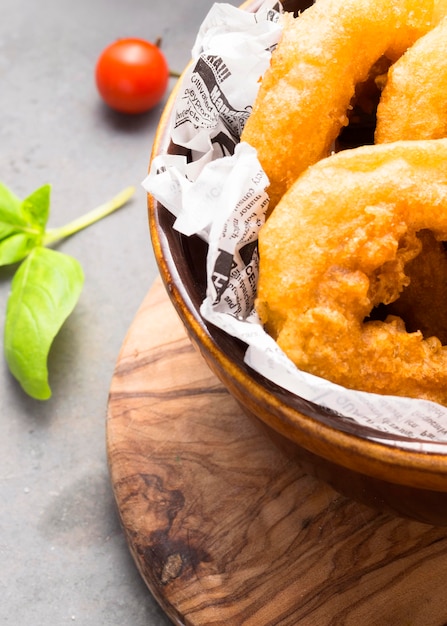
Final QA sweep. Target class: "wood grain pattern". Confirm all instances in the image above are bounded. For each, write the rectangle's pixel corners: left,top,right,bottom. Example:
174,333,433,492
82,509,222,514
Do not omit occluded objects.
107,277,447,626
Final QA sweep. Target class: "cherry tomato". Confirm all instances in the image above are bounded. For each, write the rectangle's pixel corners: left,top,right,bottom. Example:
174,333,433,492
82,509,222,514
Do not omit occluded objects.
95,38,169,114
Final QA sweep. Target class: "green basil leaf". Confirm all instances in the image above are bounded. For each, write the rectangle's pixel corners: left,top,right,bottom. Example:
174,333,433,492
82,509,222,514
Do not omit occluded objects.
21,183,51,231
4,246,84,400
0,183,49,254
0,233,38,265
0,183,30,240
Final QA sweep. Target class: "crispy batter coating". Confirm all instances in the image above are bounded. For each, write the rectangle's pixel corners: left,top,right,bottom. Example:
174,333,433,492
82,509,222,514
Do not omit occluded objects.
241,0,446,208
256,140,447,404
375,17,447,142
374,17,447,354
385,230,447,345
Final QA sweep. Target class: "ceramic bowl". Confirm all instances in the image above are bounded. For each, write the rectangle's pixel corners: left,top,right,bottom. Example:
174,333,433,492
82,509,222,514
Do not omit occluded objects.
148,0,447,526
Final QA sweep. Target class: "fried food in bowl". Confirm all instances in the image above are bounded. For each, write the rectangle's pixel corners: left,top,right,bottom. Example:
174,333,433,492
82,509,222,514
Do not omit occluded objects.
256,139,447,405
240,0,447,207
148,0,447,526
376,16,447,142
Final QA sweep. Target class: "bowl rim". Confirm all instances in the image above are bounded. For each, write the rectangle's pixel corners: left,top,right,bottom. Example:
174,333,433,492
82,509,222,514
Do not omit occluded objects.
147,0,447,491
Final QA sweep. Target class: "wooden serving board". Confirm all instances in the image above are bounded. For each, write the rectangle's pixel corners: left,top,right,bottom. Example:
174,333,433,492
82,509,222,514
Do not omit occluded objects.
107,277,447,626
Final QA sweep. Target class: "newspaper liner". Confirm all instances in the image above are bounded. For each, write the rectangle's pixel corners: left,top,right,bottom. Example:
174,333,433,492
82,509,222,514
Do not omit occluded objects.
143,0,447,444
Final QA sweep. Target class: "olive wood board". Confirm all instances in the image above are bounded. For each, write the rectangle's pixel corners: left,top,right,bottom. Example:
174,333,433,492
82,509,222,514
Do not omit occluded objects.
106,276,447,626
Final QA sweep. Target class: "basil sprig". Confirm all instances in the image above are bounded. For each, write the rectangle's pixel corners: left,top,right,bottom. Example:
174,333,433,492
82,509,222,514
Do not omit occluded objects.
0,182,134,400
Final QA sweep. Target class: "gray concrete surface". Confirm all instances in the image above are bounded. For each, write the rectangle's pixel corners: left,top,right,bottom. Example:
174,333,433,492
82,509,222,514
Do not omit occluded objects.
0,0,237,623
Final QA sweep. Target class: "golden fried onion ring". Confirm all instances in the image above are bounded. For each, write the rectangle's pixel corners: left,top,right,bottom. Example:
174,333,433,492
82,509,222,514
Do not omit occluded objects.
241,0,447,208
256,139,447,405
376,16,447,142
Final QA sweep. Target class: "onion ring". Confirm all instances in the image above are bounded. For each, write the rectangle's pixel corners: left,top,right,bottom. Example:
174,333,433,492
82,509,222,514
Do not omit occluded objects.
375,16,447,142
241,0,446,208
256,139,447,405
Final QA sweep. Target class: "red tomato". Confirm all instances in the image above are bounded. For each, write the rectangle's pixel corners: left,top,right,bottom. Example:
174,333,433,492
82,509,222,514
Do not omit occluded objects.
95,38,169,114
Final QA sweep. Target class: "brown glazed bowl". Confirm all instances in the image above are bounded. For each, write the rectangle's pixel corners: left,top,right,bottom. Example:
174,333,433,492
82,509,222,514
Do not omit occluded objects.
148,0,447,525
